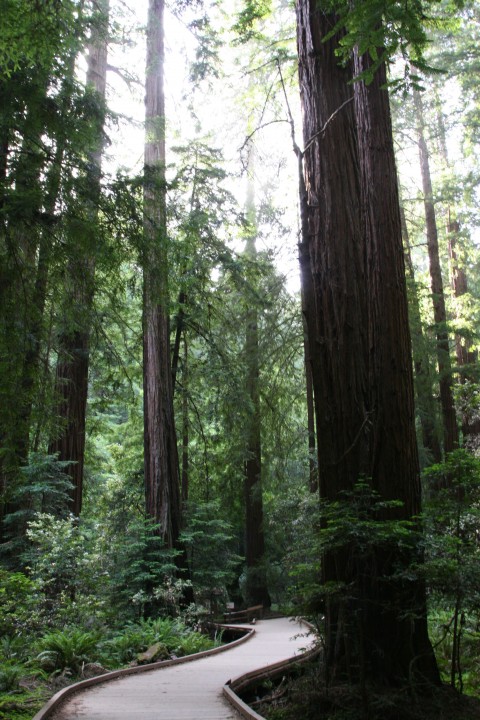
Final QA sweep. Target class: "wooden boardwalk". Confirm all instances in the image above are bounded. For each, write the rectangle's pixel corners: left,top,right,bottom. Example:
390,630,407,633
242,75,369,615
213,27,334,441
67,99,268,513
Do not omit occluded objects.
41,618,312,720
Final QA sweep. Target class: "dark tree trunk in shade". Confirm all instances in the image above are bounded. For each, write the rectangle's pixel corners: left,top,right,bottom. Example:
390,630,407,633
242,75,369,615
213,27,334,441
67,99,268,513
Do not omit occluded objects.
243,154,271,609
353,51,440,683
401,204,442,464
143,0,181,549
296,0,439,686
181,336,189,505
49,0,109,517
295,148,318,493
413,88,458,455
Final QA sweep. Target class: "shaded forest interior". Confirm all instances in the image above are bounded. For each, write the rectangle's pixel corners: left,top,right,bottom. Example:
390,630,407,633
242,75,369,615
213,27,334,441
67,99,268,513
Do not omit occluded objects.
2,1,480,718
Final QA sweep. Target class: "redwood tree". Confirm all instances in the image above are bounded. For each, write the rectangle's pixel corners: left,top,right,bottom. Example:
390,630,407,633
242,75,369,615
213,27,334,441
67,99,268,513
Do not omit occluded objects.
49,0,110,516
413,86,459,455
143,0,181,549
296,0,439,687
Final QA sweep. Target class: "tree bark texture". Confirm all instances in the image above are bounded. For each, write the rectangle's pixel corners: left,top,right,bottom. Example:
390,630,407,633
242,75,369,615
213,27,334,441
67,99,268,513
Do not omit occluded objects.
296,0,439,686
295,145,318,493
353,51,440,683
413,88,458,455
143,0,181,549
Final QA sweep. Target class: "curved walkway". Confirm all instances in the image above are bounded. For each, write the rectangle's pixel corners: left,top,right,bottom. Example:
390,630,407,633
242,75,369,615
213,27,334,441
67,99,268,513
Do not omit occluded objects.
40,618,312,720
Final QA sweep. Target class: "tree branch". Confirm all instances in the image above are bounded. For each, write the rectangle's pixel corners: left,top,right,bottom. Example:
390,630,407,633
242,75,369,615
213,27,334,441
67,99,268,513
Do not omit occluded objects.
303,97,354,155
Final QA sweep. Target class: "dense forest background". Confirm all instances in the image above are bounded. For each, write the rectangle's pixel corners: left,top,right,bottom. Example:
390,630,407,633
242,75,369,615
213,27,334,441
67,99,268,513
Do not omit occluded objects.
1,0,480,718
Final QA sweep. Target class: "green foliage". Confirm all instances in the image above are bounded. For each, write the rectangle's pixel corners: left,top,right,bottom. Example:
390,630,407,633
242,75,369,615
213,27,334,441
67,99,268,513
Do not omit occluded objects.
36,628,101,674
0,663,22,692
99,616,217,668
0,0,85,78
180,501,243,609
4,454,73,541
0,570,41,636
285,481,419,627
320,0,454,88
422,450,480,692
423,450,480,607
101,518,180,619
232,0,272,43
24,513,108,626
429,610,480,696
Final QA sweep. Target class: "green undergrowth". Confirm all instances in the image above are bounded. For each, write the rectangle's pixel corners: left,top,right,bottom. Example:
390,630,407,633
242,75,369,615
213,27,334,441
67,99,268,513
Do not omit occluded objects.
249,660,480,720
0,618,223,720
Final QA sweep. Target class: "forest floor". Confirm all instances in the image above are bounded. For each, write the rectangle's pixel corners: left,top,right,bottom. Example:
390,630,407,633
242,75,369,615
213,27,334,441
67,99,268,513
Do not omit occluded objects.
249,661,480,720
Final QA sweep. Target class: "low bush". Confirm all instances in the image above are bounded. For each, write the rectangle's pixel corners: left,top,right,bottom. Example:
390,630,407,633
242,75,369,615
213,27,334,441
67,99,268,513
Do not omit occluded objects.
36,628,102,674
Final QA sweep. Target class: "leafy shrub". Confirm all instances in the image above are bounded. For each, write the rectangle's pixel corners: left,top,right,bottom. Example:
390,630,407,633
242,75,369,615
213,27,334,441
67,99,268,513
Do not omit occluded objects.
0,662,22,692
24,513,108,627
100,625,147,666
0,570,41,636
0,634,29,663
423,450,480,692
99,617,218,668
36,628,101,674
180,501,243,611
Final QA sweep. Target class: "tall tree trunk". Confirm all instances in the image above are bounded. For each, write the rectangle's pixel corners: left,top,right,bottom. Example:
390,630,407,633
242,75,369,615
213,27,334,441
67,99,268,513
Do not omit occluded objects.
48,0,109,517
143,0,181,549
353,51,439,683
435,97,480,446
413,88,458,454
0,89,48,543
296,0,439,686
400,203,442,463
276,71,318,493
181,334,189,505
448,218,480,445
243,149,270,608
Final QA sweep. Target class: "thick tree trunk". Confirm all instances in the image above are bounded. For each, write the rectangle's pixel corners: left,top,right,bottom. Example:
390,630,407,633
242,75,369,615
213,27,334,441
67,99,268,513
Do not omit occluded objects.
143,0,181,549
296,0,439,686
413,88,458,454
49,1,109,516
353,51,439,683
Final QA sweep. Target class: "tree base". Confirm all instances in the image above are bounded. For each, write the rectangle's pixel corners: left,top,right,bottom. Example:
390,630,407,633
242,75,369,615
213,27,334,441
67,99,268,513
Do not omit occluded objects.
251,660,480,720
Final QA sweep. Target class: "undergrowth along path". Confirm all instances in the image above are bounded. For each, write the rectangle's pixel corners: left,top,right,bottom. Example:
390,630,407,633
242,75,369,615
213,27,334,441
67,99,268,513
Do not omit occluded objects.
37,617,313,720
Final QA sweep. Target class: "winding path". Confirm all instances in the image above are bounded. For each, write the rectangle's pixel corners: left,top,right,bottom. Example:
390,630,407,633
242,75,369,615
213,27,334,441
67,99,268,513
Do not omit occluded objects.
35,618,312,720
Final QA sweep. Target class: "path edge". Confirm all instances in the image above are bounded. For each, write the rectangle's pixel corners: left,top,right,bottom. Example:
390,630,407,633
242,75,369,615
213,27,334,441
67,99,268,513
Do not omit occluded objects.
32,624,254,720
223,619,320,720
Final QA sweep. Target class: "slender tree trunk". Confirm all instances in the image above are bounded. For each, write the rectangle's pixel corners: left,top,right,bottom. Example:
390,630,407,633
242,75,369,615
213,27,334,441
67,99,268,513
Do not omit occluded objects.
413,88,458,454
435,98,480,446
49,0,109,517
181,335,189,505
143,0,181,549
400,203,442,463
276,71,318,493
243,150,271,608
296,0,439,686
303,318,317,492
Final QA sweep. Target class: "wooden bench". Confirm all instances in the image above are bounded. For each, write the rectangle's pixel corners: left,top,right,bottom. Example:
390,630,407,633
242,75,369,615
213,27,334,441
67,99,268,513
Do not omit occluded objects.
223,604,264,624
